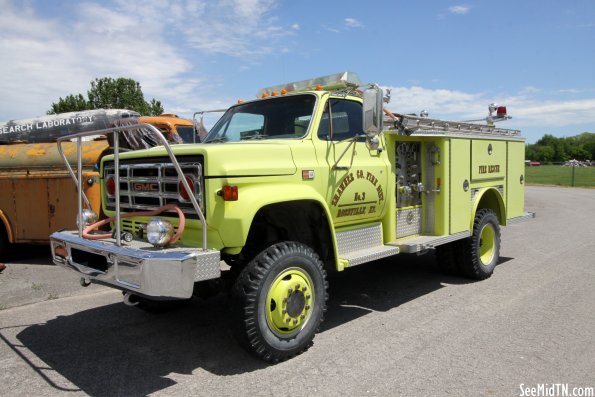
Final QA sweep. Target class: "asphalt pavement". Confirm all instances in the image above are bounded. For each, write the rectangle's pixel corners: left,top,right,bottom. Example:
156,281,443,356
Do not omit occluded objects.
0,186,593,396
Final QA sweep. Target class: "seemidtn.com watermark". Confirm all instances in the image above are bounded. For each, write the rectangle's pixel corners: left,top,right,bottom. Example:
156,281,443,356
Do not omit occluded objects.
519,384,594,397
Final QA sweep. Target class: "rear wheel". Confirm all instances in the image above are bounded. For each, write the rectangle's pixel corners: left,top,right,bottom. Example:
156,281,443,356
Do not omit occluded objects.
459,209,501,280
232,241,328,362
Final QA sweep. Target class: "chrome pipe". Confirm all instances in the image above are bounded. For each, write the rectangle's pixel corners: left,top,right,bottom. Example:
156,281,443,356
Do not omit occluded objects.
56,139,91,210
57,124,210,250
77,136,83,237
114,132,121,247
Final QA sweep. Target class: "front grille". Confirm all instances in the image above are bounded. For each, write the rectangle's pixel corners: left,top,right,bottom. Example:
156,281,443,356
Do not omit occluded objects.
104,156,204,218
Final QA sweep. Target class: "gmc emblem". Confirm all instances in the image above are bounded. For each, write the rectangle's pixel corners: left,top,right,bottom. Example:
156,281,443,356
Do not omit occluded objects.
133,182,159,192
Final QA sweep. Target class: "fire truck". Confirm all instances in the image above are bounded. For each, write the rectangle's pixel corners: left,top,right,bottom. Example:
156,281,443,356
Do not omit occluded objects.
0,110,195,258
49,72,534,362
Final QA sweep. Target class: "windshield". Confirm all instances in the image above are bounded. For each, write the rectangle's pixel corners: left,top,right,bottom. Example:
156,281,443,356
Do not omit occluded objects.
204,94,316,143
176,126,195,143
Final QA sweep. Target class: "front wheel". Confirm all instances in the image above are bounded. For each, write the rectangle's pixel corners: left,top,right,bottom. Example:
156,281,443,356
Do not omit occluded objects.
460,209,501,280
231,242,328,362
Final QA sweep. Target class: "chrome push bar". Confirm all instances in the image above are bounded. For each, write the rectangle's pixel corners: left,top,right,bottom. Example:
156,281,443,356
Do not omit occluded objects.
56,123,208,250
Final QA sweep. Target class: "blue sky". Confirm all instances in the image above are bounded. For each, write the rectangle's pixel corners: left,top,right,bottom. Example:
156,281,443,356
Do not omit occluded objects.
1,0,594,143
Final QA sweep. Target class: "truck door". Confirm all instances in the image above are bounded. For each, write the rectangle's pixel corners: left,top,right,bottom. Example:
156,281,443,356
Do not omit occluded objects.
316,98,388,225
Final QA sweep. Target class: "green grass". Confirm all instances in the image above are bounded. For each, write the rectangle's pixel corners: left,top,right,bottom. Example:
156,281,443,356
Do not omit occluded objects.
525,165,595,187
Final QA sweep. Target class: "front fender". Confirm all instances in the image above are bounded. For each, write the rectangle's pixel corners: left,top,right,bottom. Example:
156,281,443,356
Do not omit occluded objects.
209,182,336,251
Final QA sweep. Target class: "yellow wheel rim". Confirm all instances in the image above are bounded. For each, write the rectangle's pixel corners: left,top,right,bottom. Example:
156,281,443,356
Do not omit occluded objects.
479,223,496,265
265,268,314,336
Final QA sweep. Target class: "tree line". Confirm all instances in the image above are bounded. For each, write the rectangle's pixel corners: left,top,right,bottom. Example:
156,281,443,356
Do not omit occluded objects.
525,132,595,162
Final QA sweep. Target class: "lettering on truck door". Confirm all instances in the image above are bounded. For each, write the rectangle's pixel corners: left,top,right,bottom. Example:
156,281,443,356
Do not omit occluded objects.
316,98,388,225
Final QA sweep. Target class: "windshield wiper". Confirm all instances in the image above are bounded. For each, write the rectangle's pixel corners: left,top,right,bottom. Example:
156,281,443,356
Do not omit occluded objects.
240,133,268,140
204,136,228,143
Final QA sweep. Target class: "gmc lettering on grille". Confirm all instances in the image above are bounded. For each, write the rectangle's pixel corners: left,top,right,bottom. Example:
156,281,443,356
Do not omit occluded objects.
133,183,159,192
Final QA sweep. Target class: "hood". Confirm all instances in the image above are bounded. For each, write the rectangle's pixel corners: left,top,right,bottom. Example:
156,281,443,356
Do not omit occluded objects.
200,142,297,177
109,141,297,177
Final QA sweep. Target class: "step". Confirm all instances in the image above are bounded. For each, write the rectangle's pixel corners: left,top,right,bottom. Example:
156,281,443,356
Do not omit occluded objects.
340,245,400,267
387,231,469,254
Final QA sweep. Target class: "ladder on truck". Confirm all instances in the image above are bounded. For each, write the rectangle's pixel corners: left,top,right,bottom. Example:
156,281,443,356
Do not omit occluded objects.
383,114,522,139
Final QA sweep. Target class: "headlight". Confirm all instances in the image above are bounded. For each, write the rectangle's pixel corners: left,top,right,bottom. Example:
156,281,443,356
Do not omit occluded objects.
146,218,175,247
76,209,99,228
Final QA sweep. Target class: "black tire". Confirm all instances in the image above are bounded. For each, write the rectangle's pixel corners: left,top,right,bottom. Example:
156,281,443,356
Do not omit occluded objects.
231,241,328,362
0,226,10,262
435,242,461,276
459,209,501,280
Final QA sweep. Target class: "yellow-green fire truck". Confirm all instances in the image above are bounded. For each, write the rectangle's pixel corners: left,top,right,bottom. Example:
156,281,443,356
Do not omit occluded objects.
50,72,533,362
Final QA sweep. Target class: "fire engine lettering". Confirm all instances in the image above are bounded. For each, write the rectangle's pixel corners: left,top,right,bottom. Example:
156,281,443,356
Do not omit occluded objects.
479,165,500,174
336,206,367,218
376,184,384,202
366,172,378,186
331,172,355,206
133,182,159,191
354,192,366,201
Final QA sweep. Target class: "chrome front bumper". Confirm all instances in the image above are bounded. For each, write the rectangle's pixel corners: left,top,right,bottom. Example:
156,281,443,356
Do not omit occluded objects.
50,231,221,299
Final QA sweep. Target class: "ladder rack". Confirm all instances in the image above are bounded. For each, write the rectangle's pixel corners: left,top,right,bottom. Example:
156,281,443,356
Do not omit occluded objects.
383,114,521,139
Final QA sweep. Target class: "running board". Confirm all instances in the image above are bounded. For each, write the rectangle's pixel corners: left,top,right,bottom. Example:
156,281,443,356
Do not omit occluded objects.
507,212,536,225
336,223,400,267
340,245,400,267
388,232,469,254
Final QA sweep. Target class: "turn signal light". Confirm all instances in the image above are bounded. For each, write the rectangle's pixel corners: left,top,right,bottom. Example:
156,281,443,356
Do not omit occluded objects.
106,176,116,196
179,176,195,201
219,185,238,201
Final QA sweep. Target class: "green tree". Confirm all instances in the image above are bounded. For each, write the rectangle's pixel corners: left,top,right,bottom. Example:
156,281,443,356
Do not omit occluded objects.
526,132,595,162
534,145,555,162
47,94,89,114
48,77,164,115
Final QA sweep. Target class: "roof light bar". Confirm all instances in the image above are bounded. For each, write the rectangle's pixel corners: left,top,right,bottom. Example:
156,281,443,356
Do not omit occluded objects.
256,71,361,98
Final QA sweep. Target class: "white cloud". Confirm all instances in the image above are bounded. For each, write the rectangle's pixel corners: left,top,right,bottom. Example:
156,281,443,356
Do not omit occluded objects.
519,86,540,95
384,85,595,129
449,5,471,15
0,0,290,121
181,0,294,58
558,88,580,94
344,18,364,29
291,23,300,30
384,85,484,116
321,24,340,33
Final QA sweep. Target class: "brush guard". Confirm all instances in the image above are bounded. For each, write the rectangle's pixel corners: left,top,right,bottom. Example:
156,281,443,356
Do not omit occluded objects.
50,124,220,299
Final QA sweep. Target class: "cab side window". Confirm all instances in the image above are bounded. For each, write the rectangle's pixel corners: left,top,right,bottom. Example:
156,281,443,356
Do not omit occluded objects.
317,99,363,141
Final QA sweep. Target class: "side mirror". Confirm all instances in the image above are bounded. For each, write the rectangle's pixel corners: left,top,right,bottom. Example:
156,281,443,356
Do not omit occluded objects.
362,86,383,137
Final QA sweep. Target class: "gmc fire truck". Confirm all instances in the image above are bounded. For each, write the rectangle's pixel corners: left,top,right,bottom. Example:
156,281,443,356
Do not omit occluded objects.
50,72,533,362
